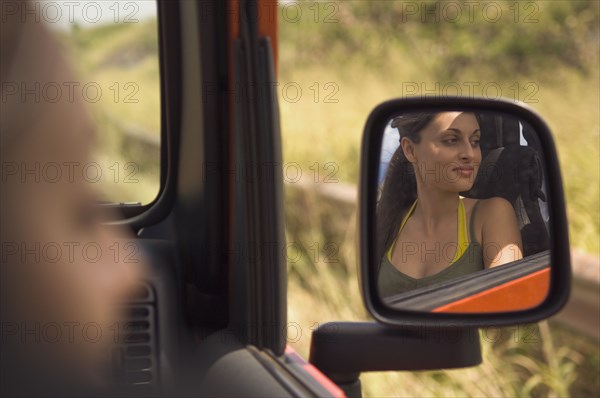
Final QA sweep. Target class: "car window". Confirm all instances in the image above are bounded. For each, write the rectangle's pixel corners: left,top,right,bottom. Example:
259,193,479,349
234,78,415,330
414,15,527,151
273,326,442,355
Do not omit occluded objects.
44,0,160,205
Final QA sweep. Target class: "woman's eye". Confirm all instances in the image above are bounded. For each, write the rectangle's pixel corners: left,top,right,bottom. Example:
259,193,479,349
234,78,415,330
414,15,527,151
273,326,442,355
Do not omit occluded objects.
472,139,481,146
75,201,98,229
77,208,95,229
444,138,457,145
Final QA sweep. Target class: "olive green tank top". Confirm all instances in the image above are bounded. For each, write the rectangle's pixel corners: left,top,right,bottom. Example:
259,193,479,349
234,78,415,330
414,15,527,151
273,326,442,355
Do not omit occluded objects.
378,198,484,298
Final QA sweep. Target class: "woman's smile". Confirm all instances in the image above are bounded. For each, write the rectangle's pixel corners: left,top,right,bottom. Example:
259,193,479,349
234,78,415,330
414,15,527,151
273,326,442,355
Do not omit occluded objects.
453,165,475,178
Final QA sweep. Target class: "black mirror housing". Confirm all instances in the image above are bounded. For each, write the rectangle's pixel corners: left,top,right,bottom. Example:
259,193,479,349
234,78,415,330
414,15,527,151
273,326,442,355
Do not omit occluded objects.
358,97,571,327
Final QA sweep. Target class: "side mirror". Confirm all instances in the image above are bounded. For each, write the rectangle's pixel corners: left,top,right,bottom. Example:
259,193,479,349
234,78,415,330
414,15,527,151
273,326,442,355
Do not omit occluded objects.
308,97,572,398
358,97,571,326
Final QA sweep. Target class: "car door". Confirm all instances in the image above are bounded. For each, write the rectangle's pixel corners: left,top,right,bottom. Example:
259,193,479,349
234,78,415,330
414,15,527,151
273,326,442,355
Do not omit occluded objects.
107,1,343,396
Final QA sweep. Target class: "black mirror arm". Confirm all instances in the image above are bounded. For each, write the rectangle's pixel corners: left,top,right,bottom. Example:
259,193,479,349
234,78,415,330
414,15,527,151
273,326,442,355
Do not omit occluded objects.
309,322,482,398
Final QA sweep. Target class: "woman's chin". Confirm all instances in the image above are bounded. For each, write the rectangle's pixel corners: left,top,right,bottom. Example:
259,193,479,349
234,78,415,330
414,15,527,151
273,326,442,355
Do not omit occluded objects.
452,183,475,193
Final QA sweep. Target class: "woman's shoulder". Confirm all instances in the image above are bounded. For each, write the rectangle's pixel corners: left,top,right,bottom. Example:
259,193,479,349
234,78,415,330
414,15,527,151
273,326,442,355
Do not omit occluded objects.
463,196,512,213
479,196,514,213
464,196,516,233
463,197,515,243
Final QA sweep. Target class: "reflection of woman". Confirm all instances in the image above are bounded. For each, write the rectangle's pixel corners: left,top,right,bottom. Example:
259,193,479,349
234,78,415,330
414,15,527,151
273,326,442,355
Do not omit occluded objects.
377,112,523,297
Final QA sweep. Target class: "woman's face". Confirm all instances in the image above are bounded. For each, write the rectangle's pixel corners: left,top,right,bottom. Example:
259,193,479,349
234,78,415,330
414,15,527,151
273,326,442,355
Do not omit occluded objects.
1,28,144,388
404,112,481,193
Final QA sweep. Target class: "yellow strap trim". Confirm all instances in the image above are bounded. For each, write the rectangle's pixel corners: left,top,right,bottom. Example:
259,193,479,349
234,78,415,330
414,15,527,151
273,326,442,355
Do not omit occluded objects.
387,197,469,265
387,198,419,262
451,198,469,264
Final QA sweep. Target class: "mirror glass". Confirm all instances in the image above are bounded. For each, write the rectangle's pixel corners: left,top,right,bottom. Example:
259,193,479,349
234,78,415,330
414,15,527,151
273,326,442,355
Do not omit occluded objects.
374,109,551,312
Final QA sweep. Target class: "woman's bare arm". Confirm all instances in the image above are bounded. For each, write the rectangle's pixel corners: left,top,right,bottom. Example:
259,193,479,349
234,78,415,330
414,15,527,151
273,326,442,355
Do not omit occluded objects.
481,197,524,268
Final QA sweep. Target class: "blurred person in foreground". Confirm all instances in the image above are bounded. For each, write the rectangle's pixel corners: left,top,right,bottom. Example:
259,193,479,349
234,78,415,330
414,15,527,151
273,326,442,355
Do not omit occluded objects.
1,1,144,396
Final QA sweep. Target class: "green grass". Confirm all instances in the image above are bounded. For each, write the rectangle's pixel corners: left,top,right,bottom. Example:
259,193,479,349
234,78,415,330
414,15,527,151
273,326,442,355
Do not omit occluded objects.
284,184,599,397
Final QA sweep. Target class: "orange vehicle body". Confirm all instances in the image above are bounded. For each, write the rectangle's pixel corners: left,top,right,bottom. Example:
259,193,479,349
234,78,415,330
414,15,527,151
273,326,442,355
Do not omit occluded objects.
226,0,279,269
434,268,551,313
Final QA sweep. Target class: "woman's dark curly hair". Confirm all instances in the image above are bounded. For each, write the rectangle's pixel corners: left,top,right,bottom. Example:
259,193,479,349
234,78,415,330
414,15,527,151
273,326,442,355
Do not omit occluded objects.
375,113,437,266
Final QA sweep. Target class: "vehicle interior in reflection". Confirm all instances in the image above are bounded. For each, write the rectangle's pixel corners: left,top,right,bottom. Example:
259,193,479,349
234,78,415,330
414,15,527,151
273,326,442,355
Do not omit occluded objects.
375,111,550,312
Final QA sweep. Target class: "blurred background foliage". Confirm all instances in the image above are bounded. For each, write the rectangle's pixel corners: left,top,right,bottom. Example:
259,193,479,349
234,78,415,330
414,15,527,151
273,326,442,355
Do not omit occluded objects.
278,0,599,255
281,0,599,80
278,1,599,397
62,17,161,203
66,0,598,396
